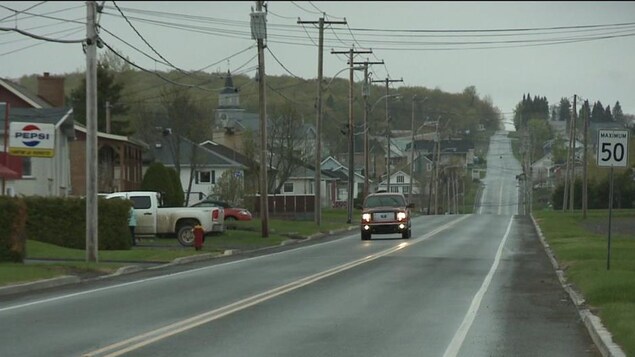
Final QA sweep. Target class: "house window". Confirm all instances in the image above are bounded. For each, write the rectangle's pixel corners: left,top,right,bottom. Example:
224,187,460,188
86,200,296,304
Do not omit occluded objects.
427,163,432,171
396,175,404,183
284,182,294,193
196,171,213,183
390,186,399,193
403,186,410,194
22,157,32,176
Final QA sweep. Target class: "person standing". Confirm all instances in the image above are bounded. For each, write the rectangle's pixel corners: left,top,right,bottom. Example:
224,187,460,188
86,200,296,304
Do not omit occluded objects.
128,205,137,246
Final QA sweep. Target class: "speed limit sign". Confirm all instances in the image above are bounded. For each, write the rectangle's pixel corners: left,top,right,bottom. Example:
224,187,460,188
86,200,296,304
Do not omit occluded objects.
597,129,629,167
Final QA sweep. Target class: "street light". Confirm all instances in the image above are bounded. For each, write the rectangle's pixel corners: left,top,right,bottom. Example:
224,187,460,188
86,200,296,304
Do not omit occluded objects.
409,96,428,204
365,94,400,197
315,65,365,226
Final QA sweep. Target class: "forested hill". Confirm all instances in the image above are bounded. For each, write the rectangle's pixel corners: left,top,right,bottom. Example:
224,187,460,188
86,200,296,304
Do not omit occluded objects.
16,67,502,151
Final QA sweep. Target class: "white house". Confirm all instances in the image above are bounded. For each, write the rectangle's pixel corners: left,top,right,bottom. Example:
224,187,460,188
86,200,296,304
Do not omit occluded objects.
320,156,366,203
376,170,420,195
146,136,247,206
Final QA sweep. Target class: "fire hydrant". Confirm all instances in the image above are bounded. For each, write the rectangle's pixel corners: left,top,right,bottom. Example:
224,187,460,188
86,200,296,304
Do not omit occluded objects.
193,224,204,251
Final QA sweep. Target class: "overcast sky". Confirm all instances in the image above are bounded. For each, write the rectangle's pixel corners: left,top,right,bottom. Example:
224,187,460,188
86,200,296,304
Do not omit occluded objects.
2,1,635,129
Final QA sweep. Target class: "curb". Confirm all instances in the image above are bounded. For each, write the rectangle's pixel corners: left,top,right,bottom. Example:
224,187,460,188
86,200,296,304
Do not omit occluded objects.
0,275,80,297
0,227,359,297
530,214,626,357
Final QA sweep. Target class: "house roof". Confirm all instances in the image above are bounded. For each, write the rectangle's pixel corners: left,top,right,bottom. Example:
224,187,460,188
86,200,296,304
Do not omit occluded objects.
148,135,246,169
410,139,475,152
0,78,52,108
1,107,75,139
0,162,20,179
199,140,254,167
74,122,149,149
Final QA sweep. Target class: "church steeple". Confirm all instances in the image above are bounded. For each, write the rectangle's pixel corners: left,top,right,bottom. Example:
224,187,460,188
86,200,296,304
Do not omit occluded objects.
218,70,239,108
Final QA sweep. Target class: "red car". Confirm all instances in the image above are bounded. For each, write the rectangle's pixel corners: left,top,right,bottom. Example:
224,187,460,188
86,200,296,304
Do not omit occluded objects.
190,199,253,221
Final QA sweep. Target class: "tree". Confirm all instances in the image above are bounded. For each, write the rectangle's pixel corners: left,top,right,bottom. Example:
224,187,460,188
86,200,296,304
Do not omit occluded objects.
558,98,571,123
604,105,613,122
211,170,245,205
613,101,624,124
266,104,310,193
591,101,605,122
241,103,308,194
527,118,552,162
167,167,185,207
141,163,175,206
158,87,212,205
69,62,130,135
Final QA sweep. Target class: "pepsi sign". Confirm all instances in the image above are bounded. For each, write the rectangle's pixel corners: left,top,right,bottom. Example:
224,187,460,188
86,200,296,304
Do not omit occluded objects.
9,122,56,158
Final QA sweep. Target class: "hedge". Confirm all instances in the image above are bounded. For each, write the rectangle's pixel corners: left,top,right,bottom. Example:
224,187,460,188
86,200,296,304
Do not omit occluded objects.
0,196,27,262
23,196,132,250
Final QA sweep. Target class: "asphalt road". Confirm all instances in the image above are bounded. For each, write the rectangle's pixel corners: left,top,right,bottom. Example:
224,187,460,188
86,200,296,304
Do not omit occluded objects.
0,131,599,357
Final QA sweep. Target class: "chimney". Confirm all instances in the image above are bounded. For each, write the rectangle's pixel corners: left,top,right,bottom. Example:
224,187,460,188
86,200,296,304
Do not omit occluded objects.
37,72,65,107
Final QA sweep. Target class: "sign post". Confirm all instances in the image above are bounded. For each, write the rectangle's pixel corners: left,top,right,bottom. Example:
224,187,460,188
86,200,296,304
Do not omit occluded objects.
597,129,629,270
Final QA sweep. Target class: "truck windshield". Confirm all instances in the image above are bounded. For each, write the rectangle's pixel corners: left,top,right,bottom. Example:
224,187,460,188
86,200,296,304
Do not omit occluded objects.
364,195,405,208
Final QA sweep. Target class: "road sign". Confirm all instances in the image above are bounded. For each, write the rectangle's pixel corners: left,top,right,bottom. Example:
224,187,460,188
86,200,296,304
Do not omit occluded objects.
597,129,629,168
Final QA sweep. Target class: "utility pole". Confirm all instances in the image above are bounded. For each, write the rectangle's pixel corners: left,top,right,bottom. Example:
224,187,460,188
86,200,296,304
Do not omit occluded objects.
332,47,372,224
298,16,347,227
409,95,418,204
563,106,573,211
434,121,441,214
105,101,112,134
569,94,577,212
582,100,589,219
252,1,268,237
371,77,403,192
351,59,383,201
85,1,98,262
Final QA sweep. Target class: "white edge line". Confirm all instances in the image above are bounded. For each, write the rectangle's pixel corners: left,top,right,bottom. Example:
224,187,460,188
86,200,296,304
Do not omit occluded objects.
84,215,471,357
443,216,514,357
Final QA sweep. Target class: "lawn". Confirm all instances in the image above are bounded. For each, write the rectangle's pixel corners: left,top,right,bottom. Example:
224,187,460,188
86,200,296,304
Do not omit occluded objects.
533,209,635,356
2,209,355,288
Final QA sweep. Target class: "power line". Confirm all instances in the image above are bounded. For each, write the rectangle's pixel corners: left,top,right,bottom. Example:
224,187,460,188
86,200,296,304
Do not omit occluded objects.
0,4,85,25
100,39,216,92
0,1,47,22
266,46,307,81
0,26,83,56
0,25,85,43
290,1,322,15
112,1,187,75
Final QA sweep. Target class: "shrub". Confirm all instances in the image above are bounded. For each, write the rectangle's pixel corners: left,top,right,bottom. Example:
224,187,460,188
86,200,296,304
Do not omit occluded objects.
0,196,27,262
23,196,131,250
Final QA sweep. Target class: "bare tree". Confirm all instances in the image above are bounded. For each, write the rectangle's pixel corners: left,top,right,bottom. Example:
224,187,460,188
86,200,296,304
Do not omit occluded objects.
241,104,309,194
159,87,211,205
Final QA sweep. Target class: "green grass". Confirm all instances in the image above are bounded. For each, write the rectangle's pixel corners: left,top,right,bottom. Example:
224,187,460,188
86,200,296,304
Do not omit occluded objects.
3,211,355,288
533,209,635,356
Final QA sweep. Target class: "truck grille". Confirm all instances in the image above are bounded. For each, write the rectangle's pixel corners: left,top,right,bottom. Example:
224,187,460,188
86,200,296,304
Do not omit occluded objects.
373,212,395,222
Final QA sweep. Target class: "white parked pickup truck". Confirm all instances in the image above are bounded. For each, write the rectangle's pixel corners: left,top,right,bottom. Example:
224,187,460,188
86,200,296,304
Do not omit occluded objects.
104,191,225,246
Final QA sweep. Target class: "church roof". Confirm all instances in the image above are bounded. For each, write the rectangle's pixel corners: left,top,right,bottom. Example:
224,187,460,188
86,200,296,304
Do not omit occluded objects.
221,71,236,94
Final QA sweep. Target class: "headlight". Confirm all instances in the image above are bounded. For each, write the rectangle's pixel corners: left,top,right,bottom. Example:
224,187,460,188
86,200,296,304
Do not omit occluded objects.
362,213,371,222
397,212,407,221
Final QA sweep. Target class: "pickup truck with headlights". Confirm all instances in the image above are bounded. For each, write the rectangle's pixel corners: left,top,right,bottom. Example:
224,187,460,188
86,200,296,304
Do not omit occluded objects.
104,191,224,246
360,192,414,240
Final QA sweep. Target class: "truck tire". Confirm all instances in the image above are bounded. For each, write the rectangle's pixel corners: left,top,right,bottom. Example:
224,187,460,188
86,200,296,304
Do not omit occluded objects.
176,220,197,247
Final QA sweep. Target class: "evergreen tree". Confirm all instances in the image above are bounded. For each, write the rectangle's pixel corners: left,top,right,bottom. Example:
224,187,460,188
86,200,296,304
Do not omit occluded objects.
591,101,605,122
69,62,130,135
604,105,613,122
613,101,624,123
167,167,184,207
141,162,177,206
558,98,571,122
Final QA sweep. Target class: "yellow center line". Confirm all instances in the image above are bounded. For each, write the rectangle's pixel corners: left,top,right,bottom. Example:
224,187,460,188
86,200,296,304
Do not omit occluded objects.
84,215,471,357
